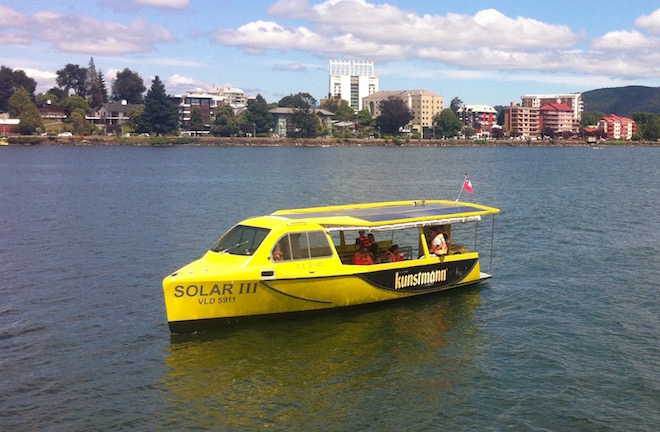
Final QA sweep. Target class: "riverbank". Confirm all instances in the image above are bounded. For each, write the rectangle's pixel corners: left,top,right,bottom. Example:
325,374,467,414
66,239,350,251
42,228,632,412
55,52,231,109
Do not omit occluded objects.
3,135,658,147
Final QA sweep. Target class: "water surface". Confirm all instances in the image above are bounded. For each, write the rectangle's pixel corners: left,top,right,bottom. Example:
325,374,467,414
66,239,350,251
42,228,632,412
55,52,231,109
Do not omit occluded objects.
1,145,658,431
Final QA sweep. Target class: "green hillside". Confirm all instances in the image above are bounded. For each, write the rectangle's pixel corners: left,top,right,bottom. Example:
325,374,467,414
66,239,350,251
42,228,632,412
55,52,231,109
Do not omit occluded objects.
582,86,660,116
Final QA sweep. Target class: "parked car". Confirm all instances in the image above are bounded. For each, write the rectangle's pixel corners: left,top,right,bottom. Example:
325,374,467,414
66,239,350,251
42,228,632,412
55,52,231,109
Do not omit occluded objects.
58,132,73,137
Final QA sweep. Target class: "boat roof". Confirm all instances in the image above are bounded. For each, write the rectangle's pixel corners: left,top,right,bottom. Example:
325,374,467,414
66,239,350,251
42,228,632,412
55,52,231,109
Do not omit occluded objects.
264,199,499,232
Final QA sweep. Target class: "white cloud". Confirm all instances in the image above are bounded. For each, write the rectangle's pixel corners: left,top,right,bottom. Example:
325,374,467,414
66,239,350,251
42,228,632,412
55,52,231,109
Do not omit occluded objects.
14,67,58,93
269,2,577,50
165,74,209,92
635,9,660,34
273,62,307,72
135,0,190,8
0,5,28,26
0,6,30,45
0,32,31,45
214,21,326,54
0,6,177,56
31,14,176,55
591,30,658,51
212,1,660,82
215,2,581,68
99,0,189,12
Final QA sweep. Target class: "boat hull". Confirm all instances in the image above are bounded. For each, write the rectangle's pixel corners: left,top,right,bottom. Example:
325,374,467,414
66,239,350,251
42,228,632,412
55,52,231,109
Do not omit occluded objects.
163,255,488,333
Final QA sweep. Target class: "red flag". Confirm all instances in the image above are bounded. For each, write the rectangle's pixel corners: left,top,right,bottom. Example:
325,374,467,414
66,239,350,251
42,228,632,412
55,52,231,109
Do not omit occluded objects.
463,176,473,194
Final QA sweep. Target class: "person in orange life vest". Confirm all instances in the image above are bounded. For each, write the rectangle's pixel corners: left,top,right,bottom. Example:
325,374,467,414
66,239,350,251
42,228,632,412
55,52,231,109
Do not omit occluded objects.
429,226,448,256
383,244,404,262
352,243,374,265
355,230,372,250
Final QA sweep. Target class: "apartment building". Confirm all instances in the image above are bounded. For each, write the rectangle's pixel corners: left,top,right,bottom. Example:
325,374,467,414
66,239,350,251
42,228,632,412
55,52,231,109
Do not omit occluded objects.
329,60,378,112
598,114,637,140
170,87,249,134
521,93,583,122
362,90,444,136
457,105,497,137
503,103,540,138
539,102,579,136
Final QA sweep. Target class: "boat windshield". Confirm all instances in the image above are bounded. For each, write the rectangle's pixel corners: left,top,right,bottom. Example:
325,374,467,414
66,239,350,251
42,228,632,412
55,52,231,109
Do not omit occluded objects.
210,225,270,256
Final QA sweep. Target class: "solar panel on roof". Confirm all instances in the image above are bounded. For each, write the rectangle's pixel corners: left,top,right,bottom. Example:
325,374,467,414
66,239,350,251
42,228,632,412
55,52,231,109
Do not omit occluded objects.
278,203,478,222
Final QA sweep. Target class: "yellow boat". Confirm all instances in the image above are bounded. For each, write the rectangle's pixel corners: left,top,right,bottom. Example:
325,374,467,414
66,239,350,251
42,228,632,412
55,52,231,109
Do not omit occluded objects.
163,199,500,333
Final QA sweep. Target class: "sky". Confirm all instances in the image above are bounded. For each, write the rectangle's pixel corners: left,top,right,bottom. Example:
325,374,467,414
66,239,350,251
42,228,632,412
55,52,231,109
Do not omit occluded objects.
2,0,660,107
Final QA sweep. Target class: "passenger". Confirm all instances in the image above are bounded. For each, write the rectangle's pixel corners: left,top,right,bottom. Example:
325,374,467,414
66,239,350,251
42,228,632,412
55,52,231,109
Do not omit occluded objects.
384,244,404,262
439,225,450,249
355,230,372,250
367,233,380,262
272,243,283,261
352,244,374,265
429,226,448,256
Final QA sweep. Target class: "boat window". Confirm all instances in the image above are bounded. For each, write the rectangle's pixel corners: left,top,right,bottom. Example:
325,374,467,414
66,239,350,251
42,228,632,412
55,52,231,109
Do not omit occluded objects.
272,231,333,261
307,231,333,258
210,225,270,255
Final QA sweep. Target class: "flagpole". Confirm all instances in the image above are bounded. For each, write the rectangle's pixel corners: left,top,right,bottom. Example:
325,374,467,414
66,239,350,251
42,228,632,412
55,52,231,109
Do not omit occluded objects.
456,173,468,202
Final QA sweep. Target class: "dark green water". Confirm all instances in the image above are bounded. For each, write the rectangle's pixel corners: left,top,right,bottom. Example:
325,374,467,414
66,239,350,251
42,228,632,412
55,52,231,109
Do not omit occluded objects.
1,146,658,431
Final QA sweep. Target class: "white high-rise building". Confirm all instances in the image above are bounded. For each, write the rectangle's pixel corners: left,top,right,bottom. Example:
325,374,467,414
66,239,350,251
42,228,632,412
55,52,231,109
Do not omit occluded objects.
329,60,378,111
520,93,583,121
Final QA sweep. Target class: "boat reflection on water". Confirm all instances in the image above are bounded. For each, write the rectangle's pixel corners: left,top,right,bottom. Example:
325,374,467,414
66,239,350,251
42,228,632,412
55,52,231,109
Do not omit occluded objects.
160,287,484,430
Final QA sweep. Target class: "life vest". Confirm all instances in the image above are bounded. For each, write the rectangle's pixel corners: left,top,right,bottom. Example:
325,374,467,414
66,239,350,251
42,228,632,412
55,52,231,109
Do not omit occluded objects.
385,250,404,262
353,252,373,265
357,235,372,248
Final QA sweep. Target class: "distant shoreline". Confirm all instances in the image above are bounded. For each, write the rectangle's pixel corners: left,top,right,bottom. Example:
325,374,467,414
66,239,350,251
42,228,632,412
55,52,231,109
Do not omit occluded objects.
3,136,658,147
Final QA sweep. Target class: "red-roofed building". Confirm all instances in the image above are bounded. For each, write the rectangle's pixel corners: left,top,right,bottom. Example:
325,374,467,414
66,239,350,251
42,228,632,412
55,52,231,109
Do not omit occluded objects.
539,102,578,137
37,102,67,120
598,114,636,140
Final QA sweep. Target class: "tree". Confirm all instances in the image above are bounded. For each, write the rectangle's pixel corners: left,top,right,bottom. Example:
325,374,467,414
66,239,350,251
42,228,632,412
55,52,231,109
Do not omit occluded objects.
140,76,179,135
36,92,61,104
111,68,146,104
357,108,374,127
641,115,660,141
60,95,91,115
491,126,504,139
433,109,462,138
0,65,37,112
321,98,355,122
376,97,412,135
98,71,109,103
278,92,317,110
70,108,95,135
189,106,205,135
449,97,463,114
581,111,605,127
631,112,658,140
126,105,145,134
463,126,476,139
8,87,44,134
210,103,239,136
86,57,105,108
45,86,68,102
290,109,320,137
278,92,319,138
494,105,505,126
56,63,88,96
244,94,273,135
